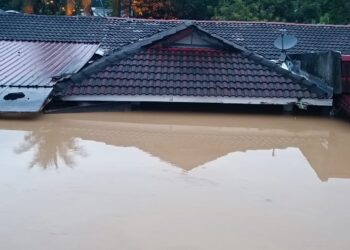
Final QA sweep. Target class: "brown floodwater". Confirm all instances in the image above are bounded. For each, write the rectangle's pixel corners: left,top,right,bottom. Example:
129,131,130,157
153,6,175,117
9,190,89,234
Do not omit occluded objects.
0,111,350,250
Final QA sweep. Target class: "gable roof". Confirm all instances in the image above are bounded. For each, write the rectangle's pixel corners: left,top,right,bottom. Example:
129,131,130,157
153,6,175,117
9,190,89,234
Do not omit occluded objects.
59,24,332,106
1,14,350,59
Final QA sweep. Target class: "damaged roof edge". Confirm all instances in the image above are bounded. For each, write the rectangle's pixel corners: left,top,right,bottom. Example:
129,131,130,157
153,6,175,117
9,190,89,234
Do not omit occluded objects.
0,87,53,113
241,52,334,98
0,41,100,113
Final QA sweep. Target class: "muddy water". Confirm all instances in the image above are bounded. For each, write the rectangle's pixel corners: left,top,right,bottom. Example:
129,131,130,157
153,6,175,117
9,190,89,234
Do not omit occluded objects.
0,112,350,250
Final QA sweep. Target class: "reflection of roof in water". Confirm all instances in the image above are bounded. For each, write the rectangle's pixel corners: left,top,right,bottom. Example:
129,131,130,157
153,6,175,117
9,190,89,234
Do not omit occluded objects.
0,112,349,181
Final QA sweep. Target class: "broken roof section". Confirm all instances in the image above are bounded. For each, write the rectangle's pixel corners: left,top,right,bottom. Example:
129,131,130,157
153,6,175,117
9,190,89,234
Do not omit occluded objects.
0,41,99,112
0,14,350,59
60,24,333,107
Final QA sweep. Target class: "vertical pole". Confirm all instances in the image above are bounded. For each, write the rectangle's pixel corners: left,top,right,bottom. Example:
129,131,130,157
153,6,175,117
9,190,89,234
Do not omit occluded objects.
129,0,133,17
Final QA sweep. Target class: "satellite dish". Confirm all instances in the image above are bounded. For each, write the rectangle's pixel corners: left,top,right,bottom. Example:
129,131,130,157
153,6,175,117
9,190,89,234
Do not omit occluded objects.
274,34,298,51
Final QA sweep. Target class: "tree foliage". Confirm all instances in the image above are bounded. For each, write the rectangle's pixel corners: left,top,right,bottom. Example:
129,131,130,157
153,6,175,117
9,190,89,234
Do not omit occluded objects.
214,0,350,24
106,0,350,24
105,0,218,19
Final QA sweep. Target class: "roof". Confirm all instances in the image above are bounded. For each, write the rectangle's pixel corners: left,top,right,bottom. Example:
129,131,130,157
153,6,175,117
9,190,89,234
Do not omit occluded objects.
0,41,98,112
0,14,179,52
0,14,108,43
1,14,350,59
198,21,350,59
60,24,332,106
0,41,98,87
63,47,328,101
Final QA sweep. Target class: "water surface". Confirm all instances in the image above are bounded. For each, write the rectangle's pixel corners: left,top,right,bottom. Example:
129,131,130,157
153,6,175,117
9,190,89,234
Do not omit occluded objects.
0,112,350,250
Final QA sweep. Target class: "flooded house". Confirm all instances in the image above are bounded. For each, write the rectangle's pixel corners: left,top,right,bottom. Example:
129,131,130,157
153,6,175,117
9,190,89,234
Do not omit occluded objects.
2,13,350,250
0,13,350,114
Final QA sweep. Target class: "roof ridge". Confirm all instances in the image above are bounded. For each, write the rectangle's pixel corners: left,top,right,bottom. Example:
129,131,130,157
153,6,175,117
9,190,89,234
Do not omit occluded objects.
107,17,350,27
107,16,181,23
196,20,350,27
20,13,105,19
150,47,222,52
6,14,350,27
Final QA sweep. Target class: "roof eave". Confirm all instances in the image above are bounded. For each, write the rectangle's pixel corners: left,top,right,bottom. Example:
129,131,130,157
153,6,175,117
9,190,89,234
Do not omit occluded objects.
61,95,332,107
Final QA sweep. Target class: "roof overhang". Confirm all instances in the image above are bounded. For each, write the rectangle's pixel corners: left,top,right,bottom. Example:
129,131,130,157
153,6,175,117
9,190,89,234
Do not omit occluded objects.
62,95,333,107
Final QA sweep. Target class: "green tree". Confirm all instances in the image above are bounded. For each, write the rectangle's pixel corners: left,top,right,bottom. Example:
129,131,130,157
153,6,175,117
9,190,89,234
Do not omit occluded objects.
172,0,219,20
108,0,219,19
214,0,350,24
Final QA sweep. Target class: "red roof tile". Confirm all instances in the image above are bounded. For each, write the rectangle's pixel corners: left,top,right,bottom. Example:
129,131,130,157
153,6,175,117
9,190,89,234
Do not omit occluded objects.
63,47,329,100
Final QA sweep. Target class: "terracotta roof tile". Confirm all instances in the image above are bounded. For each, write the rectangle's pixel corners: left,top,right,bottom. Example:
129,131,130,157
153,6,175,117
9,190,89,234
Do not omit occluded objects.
63,47,329,100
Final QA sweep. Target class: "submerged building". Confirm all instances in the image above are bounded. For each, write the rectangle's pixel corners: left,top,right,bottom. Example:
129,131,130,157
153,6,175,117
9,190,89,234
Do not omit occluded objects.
0,13,349,113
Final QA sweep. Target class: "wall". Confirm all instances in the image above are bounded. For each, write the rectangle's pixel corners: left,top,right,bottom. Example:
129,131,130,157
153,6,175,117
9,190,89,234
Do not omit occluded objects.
290,51,342,94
